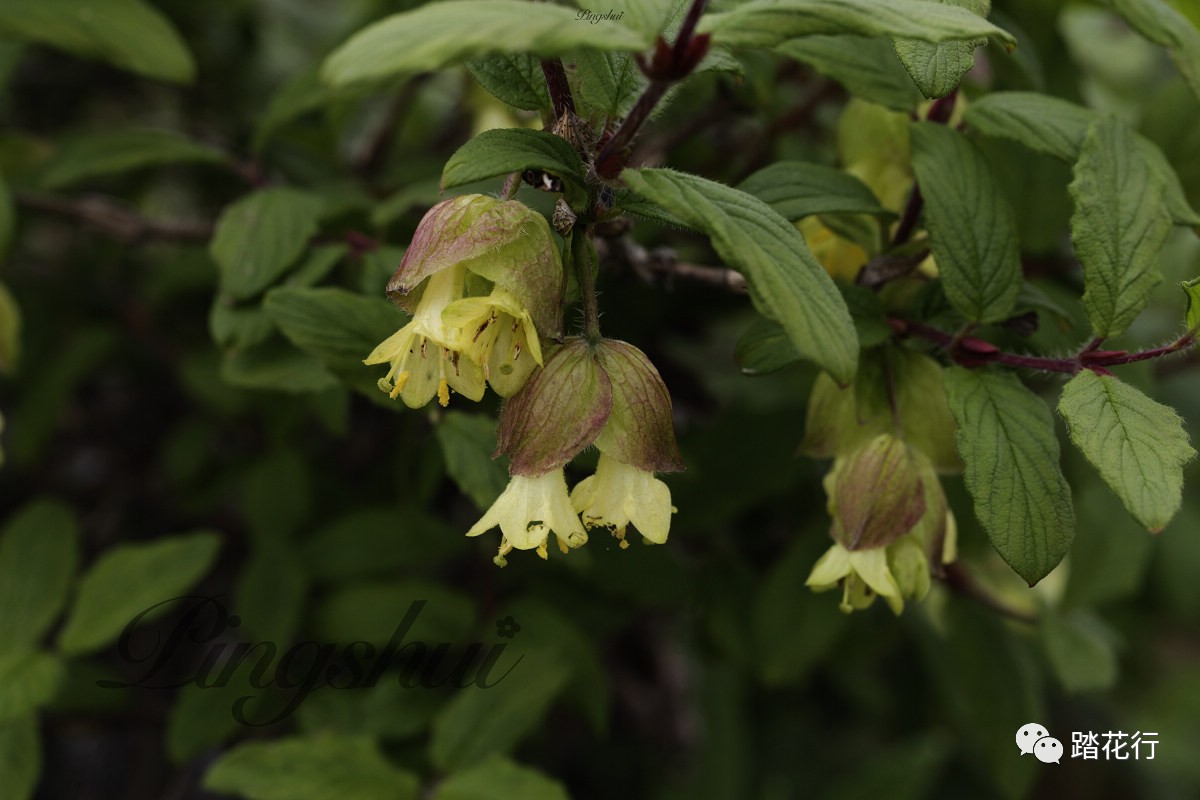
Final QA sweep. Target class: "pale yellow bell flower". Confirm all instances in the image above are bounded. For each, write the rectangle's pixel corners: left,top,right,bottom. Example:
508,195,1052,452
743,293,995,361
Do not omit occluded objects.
364,264,485,409
570,454,675,547
467,469,588,565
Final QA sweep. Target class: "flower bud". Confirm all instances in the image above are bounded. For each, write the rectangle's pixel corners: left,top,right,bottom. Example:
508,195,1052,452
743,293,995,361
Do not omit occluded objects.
828,433,927,551
495,338,612,476
802,348,959,472
593,339,684,473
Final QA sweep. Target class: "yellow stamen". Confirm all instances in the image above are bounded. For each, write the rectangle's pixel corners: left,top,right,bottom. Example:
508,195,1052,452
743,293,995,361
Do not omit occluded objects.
437,377,450,407
556,536,569,555
536,541,549,560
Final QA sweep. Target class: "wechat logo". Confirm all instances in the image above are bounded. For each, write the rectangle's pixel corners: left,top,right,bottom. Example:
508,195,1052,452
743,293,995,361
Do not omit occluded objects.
1016,722,1063,764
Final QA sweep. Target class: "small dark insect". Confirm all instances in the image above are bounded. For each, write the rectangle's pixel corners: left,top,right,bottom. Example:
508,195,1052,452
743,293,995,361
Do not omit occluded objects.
522,169,564,193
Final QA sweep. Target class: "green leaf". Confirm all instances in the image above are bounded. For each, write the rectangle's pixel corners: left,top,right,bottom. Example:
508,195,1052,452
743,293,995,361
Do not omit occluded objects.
734,317,801,375
909,123,1021,323
235,547,307,644
209,294,275,350
945,368,1075,585
252,67,342,151
58,532,222,655
574,50,645,121
1058,371,1195,533
430,646,571,771
622,168,858,383
0,500,78,655
776,35,923,111
892,0,989,99
0,715,39,800
210,189,324,301
738,161,893,220
1111,0,1200,106
601,0,678,40
299,507,463,583
465,54,551,113
504,597,610,735
204,735,420,800
434,755,570,800
322,0,647,86
314,581,475,647
0,650,63,722
264,287,406,393
963,91,1200,225
220,339,339,393
1070,117,1173,337
1183,276,1200,333
243,450,311,544
0,0,195,83
1040,610,1118,693
436,412,508,510
36,130,226,189
699,0,1015,50
441,129,587,207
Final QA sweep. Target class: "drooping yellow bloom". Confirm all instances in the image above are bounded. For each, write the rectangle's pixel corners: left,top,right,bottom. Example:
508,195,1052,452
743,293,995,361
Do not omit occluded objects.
467,469,588,565
442,287,543,397
363,264,485,408
806,543,903,614
570,454,675,546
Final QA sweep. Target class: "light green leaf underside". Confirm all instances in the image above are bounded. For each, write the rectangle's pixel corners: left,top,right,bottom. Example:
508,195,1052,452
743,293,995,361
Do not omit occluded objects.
699,0,1015,50
777,35,923,111
909,123,1021,323
622,167,858,383
37,130,227,189
892,0,990,99
1058,370,1195,533
963,91,1200,225
738,161,893,220
322,0,648,86
0,0,195,83
204,735,420,800
1110,0,1200,106
1069,116,1172,338
945,368,1074,585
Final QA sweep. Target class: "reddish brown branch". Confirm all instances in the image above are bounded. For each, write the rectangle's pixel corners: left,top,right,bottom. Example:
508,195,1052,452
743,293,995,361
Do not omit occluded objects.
17,192,214,243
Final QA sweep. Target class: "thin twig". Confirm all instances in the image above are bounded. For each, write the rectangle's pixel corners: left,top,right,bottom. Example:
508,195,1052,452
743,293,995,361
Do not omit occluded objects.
17,192,214,243
892,317,1197,374
597,236,747,293
594,0,711,178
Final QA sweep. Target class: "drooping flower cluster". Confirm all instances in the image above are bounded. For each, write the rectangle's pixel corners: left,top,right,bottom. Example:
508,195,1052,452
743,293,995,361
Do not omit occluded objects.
365,196,685,564
467,337,684,565
364,194,560,408
802,348,959,614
